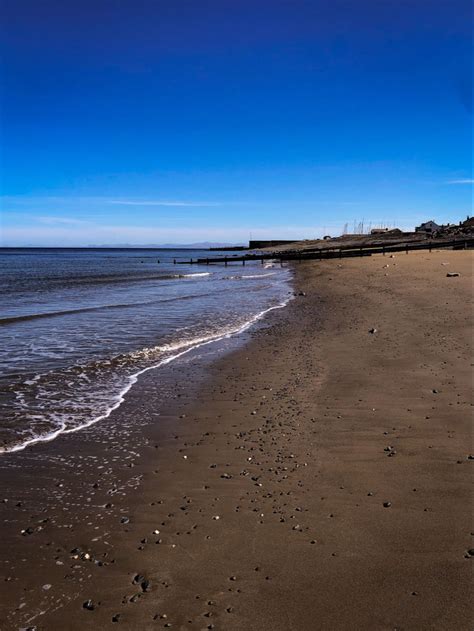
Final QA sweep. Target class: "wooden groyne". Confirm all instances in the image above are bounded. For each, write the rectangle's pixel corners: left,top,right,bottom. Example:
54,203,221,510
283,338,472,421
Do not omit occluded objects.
173,237,474,266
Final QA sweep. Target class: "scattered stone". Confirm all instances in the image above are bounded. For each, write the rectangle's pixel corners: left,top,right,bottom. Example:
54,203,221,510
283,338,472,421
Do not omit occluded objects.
120,517,130,524
141,579,151,592
446,272,460,277
368,328,377,334
112,613,121,623
83,599,95,611
21,527,34,536
383,501,392,508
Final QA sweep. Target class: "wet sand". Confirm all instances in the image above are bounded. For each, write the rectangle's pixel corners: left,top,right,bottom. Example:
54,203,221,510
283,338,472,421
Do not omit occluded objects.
1,249,472,630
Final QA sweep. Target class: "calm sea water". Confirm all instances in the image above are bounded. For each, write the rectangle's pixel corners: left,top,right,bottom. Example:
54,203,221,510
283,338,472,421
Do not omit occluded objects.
0,248,292,453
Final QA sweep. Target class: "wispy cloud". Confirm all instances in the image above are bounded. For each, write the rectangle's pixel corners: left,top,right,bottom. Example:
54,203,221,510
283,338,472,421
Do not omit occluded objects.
108,200,222,207
37,216,92,225
446,179,474,185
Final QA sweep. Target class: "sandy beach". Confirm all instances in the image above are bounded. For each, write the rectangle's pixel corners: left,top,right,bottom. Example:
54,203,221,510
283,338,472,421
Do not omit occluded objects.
1,249,472,630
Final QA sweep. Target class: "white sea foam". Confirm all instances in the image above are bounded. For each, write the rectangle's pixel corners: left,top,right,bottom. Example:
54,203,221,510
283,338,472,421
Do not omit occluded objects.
241,272,276,279
1,296,291,454
178,272,211,278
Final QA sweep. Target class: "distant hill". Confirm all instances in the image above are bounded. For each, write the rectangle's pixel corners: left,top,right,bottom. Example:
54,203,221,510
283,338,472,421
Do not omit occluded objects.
87,242,245,249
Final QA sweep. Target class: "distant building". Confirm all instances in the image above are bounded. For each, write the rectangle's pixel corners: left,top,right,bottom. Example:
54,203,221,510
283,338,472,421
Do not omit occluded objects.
415,220,441,234
370,228,389,235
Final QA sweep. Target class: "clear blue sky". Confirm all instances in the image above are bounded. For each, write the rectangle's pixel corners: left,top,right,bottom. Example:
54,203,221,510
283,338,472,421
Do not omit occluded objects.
1,0,472,245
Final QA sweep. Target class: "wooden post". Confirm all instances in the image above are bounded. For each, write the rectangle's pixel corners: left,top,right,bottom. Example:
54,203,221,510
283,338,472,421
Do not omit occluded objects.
406,244,408,254
429,241,432,252
339,248,342,259
382,246,385,256
225,257,228,267
173,258,176,264
242,258,245,266
206,258,209,265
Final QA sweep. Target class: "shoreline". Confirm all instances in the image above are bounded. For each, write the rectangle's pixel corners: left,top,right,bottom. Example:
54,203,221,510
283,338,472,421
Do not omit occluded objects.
1,293,291,455
1,250,472,630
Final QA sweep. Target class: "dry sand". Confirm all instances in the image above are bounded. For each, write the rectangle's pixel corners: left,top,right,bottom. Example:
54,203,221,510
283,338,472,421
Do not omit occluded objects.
0,249,472,630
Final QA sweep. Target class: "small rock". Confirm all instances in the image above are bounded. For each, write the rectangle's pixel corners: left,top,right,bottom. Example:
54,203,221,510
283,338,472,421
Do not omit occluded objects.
83,599,95,611
368,328,377,334
446,272,460,277
21,527,34,536
141,579,151,592
383,501,392,508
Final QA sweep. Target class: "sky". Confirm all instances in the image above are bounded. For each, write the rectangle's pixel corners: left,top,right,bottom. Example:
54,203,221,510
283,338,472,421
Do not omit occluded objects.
0,0,472,246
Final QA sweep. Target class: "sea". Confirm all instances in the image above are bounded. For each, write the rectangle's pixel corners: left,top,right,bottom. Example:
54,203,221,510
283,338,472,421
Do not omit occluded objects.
0,248,292,453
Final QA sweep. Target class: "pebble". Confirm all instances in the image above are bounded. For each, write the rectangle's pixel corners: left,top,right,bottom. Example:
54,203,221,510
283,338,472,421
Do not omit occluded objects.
383,502,392,508
83,599,95,611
